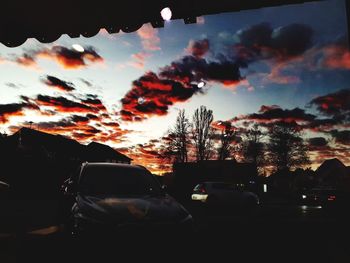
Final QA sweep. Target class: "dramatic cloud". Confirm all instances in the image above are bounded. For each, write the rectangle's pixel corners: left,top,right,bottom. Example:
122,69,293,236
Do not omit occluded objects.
309,137,328,147
330,130,350,145
120,22,318,122
42,75,75,92
117,142,171,174
120,23,317,122
234,23,313,63
304,117,343,132
80,94,107,111
14,45,103,69
120,71,202,121
17,111,127,143
211,120,235,131
321,44,350,70
310,89,350,117
0,98,39,123
34,95,100,113
264,61,301,84
160,55,243,87
15,53,37,68
0,103,33,123
237,105,316,124
186,39,210,58
137,23,160,51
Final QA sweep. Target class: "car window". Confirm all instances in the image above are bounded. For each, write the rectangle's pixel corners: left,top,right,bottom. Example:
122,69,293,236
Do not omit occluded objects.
79,166,162,196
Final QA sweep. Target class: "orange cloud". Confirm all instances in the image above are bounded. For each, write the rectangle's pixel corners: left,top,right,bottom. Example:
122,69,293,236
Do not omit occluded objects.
14,45,103,70
129,52,151,69
137,23,161,51
322,45,350,70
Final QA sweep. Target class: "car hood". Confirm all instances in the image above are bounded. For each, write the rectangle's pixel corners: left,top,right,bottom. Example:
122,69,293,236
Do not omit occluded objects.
73,194,190,224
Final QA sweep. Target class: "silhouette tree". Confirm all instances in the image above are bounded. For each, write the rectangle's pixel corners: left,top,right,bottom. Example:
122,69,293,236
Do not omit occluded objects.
163,110,191,163
241,124,265,174
192,106,214,161
267,122,310,172
216,122,236,160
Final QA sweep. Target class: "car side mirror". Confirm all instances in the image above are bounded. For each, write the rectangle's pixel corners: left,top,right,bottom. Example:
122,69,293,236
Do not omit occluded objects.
61,179,75,196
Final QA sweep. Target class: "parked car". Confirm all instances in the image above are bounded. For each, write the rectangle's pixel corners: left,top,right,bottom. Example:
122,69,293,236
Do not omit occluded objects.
61,162,193,238
191,181,260,209
300,187,339,206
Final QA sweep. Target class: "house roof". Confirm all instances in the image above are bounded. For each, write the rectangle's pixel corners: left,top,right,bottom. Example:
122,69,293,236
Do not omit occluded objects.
7,127,131,161
0,0,325,47
10,127,84,155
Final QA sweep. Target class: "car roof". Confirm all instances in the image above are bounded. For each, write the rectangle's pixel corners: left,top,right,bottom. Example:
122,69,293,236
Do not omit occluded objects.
82,162,147,171
77,162,150,182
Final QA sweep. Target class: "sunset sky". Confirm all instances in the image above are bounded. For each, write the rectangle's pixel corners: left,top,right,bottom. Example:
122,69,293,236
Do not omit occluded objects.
0,0,349,174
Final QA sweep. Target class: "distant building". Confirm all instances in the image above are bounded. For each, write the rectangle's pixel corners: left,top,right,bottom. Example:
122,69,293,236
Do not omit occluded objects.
172,160,258,200
315,158,350,191
85,142,131,164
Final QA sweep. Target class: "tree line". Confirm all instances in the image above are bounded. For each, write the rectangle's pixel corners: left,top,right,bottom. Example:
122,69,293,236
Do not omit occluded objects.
160,105,310,175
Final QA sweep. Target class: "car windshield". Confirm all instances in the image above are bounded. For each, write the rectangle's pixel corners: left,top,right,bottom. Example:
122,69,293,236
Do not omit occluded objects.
78,165,162,196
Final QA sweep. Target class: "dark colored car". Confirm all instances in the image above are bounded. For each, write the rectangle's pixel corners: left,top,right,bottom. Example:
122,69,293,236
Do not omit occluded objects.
192,182,260,207
300,188,338,206
62,162,193,238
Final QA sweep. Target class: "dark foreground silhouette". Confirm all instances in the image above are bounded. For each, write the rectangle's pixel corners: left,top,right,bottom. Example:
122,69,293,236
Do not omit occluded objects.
2,203,350,263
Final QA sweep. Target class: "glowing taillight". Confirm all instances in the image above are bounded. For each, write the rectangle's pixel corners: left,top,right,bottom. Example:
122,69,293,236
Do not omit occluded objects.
200,188,207,194
328,195,336,201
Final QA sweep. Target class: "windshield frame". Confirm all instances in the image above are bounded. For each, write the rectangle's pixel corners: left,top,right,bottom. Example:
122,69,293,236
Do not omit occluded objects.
77,164,163,197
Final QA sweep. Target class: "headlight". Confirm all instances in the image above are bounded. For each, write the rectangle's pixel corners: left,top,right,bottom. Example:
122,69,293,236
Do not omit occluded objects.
191,194,208,202
302,195,307,199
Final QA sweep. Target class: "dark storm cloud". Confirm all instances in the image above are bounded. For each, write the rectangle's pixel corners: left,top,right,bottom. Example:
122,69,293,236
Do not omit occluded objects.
234,22,314,62
0,96,40,123
34,95,99,113
330,130,350,145
86,114,99,120
309,137,328,147
271,24,313,57
80,95,107,111
309,89,350,117
240,106,316,123
22,113,98,130
160,55,243,86
42,75,75,92
51,46,103,68
187,39,210,58
0,103,30,123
